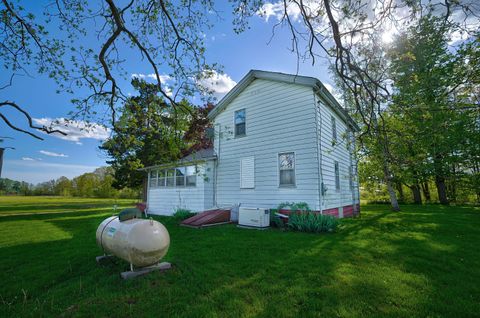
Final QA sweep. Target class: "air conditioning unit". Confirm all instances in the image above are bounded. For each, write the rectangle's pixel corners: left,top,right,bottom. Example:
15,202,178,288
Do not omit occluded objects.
238,207,270,228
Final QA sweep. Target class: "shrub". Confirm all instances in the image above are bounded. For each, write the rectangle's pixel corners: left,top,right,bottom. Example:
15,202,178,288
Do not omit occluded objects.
288,212,339,233
173,208,195,221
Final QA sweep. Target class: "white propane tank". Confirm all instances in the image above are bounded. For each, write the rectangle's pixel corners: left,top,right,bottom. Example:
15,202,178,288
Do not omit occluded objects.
96,216,170,267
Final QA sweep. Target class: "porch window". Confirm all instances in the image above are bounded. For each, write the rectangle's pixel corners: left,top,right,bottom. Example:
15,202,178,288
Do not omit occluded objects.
149,170,158,187
186,165,197,187
234,109,246,137
158,169,166,187
279,152,295,186
166,169,175,187
175,167,185,186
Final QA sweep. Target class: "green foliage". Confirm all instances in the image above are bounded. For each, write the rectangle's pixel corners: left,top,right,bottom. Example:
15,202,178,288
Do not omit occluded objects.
277,201,311,212
288,212,339,233
100,79,212,190
173,208,195,221
0,167,140,199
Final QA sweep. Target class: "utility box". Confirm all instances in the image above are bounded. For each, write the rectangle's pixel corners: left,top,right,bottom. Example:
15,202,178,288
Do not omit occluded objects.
238,207,270,228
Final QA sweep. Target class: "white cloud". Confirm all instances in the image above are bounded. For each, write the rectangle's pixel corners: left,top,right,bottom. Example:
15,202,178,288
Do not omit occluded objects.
196,70,237,98
32,118,110,142
22,157,35,161
39,150,69,158
131,73,172,83
258,1,302,22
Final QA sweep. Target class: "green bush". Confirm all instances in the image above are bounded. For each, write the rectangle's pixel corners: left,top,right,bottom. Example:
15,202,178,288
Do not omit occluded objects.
173,208,195,221
288,212,339,233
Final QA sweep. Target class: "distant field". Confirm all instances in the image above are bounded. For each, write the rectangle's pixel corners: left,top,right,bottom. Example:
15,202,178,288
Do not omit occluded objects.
0,196,137,216
1,197,479,317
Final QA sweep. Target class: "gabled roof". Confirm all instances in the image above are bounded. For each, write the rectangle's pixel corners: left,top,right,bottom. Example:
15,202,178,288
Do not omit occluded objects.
208,70,360,131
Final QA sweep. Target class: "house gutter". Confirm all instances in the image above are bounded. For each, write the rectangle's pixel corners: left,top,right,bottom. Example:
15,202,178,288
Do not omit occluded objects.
313,91,324,215
138,156,217,171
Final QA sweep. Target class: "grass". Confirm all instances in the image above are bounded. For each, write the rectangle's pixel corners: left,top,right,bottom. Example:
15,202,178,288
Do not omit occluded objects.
1,196,479,317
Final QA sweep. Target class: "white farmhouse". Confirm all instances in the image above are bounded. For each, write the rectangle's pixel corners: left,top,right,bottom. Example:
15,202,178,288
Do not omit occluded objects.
144,70,360,218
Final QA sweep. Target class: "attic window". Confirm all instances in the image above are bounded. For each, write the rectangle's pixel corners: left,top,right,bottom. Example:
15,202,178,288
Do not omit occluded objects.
234,109,246,137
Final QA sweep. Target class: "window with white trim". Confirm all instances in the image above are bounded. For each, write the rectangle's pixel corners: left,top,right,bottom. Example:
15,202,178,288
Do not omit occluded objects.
279,152,295,186
149,170,158,187
166,169,175,187
334,161,340,191
175,167,185,187
158,169,166,187
186,166,196,187
234,109,246,137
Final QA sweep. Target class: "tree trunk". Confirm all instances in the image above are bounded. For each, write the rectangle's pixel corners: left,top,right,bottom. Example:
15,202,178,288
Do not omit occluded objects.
421,182,431,202
435,175,449,205
396,182,405,203
411,184,422,204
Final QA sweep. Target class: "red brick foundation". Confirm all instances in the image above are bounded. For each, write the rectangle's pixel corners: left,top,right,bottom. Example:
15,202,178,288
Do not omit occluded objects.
278,204,360,219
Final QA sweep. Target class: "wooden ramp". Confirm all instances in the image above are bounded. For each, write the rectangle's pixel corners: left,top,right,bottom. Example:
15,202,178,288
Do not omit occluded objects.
181,209,231,228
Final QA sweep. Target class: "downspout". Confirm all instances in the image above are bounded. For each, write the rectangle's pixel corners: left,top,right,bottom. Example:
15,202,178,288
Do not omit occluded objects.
313,91,324,215
214,124,220,207
146,169,150,211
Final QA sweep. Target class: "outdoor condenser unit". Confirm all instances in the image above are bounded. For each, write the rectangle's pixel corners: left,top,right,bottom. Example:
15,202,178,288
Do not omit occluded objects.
238,207,270,228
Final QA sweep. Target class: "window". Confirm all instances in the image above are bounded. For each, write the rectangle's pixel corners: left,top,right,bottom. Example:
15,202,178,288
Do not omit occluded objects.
240,156,255,188
334,161,340,191
158,169,166,187
234,109,246,137
331,115,337,142
175,167,185,187
279,152,295,186
166,169,175,187
149,170,158,187
186,165,197,187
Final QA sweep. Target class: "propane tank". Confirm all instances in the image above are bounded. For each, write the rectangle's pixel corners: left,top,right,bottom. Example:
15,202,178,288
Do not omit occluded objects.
96,216,170,267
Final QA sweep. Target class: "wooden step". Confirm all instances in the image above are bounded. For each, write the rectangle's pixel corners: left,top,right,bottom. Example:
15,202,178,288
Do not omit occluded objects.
181,209,231,228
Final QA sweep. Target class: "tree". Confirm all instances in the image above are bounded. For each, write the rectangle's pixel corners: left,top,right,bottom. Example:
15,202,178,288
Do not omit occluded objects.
1,0,221,139
100,78,209,191
388,16,480,205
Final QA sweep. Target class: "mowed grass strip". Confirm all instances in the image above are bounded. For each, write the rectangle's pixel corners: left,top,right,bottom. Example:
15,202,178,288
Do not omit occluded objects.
0,196,479,317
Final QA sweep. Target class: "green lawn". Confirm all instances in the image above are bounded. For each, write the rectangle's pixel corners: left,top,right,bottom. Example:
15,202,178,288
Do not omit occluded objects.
1,197,479,317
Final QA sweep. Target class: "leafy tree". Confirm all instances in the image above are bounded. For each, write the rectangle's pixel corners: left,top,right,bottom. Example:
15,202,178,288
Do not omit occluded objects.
100,78,210,191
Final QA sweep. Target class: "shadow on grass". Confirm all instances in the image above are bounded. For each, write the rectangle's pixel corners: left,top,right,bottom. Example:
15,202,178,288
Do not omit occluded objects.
1,204,479,317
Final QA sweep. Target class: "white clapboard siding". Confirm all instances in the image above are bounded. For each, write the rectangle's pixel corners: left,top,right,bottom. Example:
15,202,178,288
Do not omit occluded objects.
240,156,255,189
147,161,215,215
315,93,358,210
214,78,321,210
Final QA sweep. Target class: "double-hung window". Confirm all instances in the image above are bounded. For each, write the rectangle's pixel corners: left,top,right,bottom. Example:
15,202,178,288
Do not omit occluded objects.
186,166,197,187
234,109,246,137
149,170,158,187
158,170,166,187
166,169,175,187
175,167,185,187
279,152,295,186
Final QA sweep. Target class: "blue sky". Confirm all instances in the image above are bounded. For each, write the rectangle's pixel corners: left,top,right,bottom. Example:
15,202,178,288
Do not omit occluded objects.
1,1,337,184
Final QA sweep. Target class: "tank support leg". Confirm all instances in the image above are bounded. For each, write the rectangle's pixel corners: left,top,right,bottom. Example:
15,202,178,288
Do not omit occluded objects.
96,254,114,263
120,262,172,280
